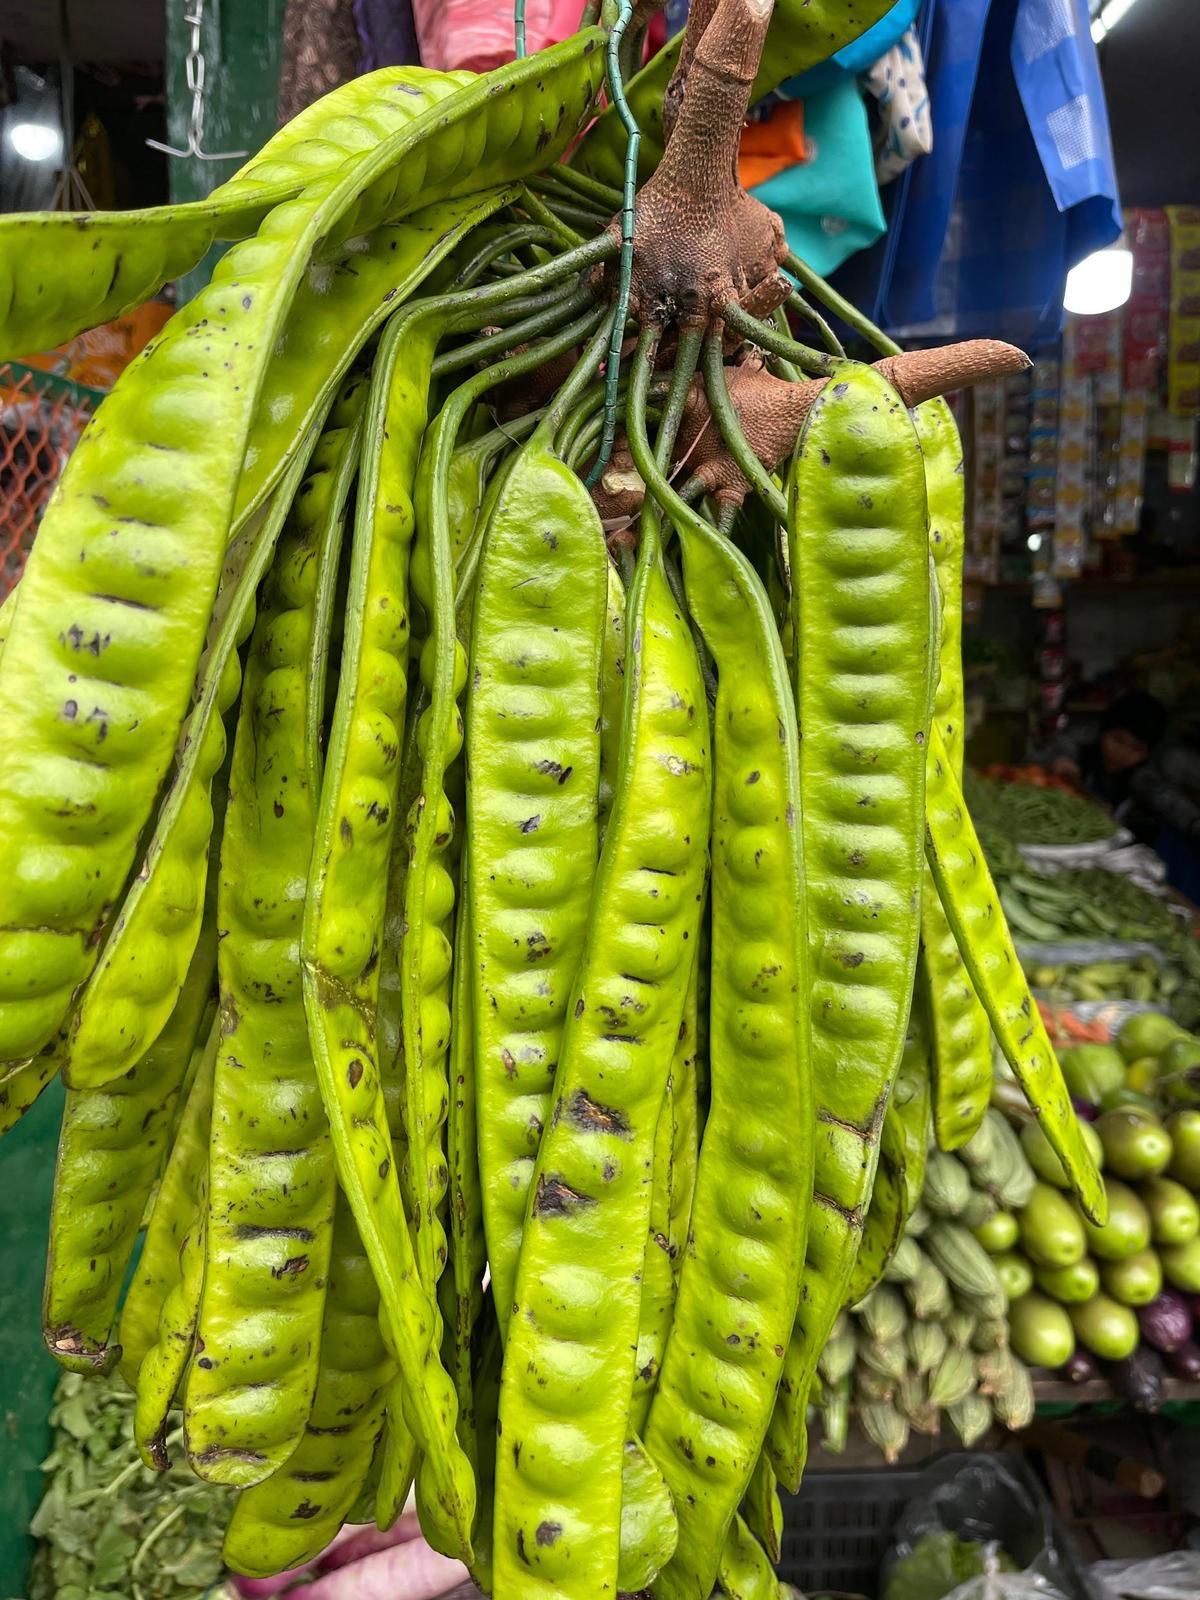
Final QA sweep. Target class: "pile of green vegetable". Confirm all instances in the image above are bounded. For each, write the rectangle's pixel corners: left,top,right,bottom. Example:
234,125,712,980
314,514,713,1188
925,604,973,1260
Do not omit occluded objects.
964,773,1117,848
816,1108,1039,1462
991,1015,1200,1407
0,3,1105,1596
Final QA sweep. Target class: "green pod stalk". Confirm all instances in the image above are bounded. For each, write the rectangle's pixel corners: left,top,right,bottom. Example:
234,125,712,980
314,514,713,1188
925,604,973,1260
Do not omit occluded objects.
768,364,933,1493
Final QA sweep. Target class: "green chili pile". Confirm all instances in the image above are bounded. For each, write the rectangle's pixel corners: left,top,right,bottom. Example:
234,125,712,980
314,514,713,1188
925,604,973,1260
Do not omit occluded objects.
0,3,1106,1596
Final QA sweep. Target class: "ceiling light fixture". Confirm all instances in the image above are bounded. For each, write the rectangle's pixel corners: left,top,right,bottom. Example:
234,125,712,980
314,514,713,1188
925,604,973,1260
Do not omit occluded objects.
8,121,63,163
1092,0,1143,43
1063,242,1134,315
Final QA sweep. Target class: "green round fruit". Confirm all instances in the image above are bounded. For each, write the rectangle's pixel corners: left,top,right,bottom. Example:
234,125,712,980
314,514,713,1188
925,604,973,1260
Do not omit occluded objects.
1061,1043,1127,1105
1161,1036,1200,1107
1009,1292,1076,1369
1161,1236,1200,1293
1034,1257,1101,1304
1021,1118,1104,1189
1099,1247,1163,1307
1096,1108,1172,1180
1167,1109,1200,1189
1142,1176,1200,1246
1019,1183,1087,1267
994,1253,1034,1301
1099,1088,1163,1115
1079,1180,1151,1260
973,1210,1019,1254
1118,1011,1185,1064
1069,1292,1140,1361
1125,1056,1163,1096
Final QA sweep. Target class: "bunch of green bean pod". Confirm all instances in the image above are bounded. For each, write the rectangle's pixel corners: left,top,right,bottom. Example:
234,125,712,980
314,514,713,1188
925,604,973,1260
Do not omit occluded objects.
0,17,1108,1597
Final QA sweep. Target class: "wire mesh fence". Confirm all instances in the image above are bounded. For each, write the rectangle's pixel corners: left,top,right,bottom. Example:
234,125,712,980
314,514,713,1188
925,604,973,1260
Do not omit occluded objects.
0,362,105,601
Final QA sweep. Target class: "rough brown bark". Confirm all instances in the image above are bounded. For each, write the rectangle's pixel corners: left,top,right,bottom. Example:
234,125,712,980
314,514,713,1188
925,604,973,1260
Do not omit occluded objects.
662,0,721,144
594,0,788,330
591,338,1032,519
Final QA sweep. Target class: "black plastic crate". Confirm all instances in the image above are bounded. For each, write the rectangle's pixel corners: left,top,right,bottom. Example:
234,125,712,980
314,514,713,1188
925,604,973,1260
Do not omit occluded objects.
778,1467,927,1598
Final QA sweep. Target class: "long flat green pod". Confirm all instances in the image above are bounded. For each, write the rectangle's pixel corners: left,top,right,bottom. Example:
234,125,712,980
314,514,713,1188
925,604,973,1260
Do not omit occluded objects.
0,33,603,1072
573,0,896,186
768,364,933,1494
0,67,470,358
914,398,992,1150
923,722,1106,1224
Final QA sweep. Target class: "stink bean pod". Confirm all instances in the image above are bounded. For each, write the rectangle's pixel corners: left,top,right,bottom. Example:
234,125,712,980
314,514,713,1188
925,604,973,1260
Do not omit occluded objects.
742,1454,783,1566
0,39,602,1070
923,723,1106,1222
183,412,359,1488
913,398,992,1150
768,364,933,1493
43,858,219,1374
0,1039,62,1136
301,307,476,1563
62,424,326,1092
626,408,811,1600
717,1515,788,1600
491,502,710,1600
0,68,488,361
221,1193,393,1579
466,440,608,1335
121,1020,218,1469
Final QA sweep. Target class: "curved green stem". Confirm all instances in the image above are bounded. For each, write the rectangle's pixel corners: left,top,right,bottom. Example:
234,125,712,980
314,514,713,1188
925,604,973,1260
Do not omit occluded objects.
701,333,788,523
432,283,595,378
784,250,901,357
518,186,585,248
543,161,622,213
657,326,703,472
767,308,801,382
586,0,639,489
722,300,836,376
514,0,527,58
451,225,567,290
786,296,845,359
530,308,619,454
625,323,662,557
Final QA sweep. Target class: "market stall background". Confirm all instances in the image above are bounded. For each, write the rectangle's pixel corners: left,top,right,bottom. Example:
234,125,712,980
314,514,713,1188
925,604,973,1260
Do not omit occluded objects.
1,1,1200,1597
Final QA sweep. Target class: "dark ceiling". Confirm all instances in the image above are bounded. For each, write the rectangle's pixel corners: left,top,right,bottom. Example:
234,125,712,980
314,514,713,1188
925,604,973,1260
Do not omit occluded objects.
3,0,164,66
1100,0,1200,206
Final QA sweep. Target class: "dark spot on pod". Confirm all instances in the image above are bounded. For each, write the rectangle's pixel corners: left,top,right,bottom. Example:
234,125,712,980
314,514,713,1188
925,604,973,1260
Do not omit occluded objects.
271,1255,309,1279
531,1173,594,1217
839,950,865,968
574,998,585,1019
566,1088,631,1139
347,1060,364,1089
677,1436,694,1461
340,817,353,845
536,1521,563,1546
501,1048,517,1080
379,1157,390,1180
745,770,760,785
726,1333,740,1346
273,800,284,818
820,448,832,465
62,699,78,720
196,1355,214,1369
519,815,541,834
291,1500,321,1520
517,1529,531,1565
705,1455,717,1467
603,1160,617,1182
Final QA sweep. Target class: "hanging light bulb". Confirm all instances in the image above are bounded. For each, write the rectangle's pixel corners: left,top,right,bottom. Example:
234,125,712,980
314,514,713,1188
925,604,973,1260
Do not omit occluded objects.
1063,241,1134,315
8,121,63,163
1092,0,1144,43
